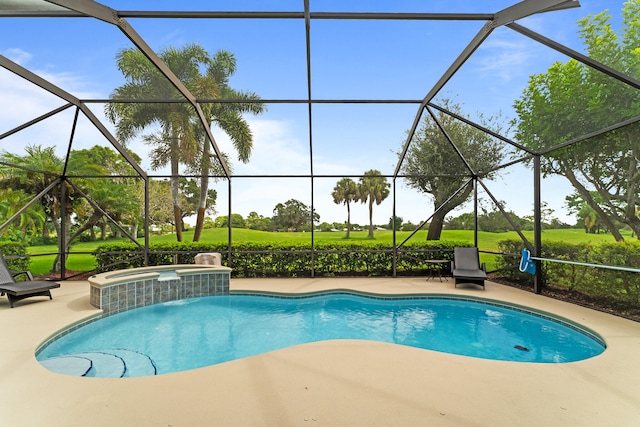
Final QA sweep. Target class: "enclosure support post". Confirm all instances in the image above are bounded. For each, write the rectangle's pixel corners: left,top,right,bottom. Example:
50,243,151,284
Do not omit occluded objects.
392,178,397,277
473,178,478,248
59,179,67,279
227,179,232,268
144,178,149,266
533,155,543,294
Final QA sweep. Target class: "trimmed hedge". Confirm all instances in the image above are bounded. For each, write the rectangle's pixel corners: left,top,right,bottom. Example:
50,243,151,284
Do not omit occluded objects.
496,239,640,304
0,241,29,272
94,240,472,278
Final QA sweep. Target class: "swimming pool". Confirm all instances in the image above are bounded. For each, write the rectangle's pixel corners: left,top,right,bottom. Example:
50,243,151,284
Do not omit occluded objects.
37,292,605,377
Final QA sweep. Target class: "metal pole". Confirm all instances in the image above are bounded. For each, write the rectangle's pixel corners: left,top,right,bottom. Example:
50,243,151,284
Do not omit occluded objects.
392,178,397,277
227,179,232,267
304,0,315,278
473,178,478,247
144,177,150,266
533,155,542,294
59,179,66,280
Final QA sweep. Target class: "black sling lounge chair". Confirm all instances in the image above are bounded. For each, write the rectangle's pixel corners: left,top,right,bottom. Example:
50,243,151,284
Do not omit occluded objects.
0,253,60,308
451,247,487,290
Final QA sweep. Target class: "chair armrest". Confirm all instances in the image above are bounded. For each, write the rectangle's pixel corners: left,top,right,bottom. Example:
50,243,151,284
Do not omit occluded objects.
11,270,34,281
481,263,486,272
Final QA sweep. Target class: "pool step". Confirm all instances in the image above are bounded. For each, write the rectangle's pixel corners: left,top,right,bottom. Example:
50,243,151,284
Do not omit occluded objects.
111,349,157,377
79,352,126,378
39,355,92,376
40,349,156,378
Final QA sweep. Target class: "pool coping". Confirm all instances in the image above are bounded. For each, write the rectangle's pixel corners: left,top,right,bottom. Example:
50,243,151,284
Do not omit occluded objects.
1,277,640,426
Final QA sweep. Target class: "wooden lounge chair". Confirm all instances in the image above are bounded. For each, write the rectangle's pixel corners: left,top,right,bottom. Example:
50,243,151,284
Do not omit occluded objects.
451,247,487,290
0,253,60,308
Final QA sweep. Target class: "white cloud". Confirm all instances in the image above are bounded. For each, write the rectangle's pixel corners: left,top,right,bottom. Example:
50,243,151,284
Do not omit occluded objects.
475,36,534,81
208,118,423,226
221,119,311,176
3,48,31,65
0,65,122,162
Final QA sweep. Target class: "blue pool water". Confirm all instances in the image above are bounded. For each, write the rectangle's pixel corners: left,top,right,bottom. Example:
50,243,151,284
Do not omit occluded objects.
37,293,605,377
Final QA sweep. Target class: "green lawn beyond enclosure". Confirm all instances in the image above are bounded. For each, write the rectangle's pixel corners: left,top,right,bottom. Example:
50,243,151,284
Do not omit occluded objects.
25,228,631,275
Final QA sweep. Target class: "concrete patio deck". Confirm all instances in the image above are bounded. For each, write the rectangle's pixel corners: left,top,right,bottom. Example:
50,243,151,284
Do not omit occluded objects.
1,277,639,426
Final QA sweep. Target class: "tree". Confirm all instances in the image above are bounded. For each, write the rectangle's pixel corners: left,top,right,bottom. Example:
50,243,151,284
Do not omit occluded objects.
388,216,403,231
522,201,556,230
331,178,358,238
0,145,103,272
214,214,246,229
0,188,45,241
68,146,142,241
106,45,207,242
512,1,640,240
245,211,271,231
186,49,265,241
400,98,505,240
317,222,333,232
106,44,263,243
148,179,179,232
444,212,475,230
566,192,605,233
358,169,390,238
271,199,319,232
179,177,217,229
478,209,524,233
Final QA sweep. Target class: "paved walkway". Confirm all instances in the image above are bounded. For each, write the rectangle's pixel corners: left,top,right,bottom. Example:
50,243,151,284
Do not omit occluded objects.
1,277,639,426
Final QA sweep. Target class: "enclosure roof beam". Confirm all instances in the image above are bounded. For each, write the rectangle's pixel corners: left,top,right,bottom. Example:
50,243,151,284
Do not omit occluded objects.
0,54,80,104
423,0,577,107
426,105,476,176
46,0,232,179
394,0,573,177
0,10,492,20
0,178,62,235
508,22,640,91
0,103,73,140
538,114,640,156
494,0,579,27
427,102,535,155
0,54,147,179
2,7,582,20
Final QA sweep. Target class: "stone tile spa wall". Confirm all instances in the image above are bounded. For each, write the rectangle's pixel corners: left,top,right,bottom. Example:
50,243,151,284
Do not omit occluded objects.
89,267,230,316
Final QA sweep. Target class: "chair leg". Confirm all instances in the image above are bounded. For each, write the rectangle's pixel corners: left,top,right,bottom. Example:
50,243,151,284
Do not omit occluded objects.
6,290,54,308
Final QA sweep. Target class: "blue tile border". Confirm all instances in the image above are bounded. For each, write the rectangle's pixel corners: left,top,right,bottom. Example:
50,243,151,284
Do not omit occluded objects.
91,271,230,316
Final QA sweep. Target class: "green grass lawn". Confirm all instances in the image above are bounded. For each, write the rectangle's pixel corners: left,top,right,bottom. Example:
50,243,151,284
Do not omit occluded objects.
26,227,631,275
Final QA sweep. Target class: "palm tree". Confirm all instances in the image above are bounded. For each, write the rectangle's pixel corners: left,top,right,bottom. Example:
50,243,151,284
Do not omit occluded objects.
0,145,66,246
106,44,208,241
0,189,45,240
106,44,264,242
0,145,102,272
331,178,358,238
358,169,390,239
188,49,264,241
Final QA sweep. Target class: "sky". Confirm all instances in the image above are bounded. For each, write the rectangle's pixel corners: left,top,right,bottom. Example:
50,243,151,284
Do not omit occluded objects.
0,0,630,228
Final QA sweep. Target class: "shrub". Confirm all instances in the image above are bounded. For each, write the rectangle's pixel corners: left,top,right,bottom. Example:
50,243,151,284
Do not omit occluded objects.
94,240,472,278
0,241,29,272
496,239,640,305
